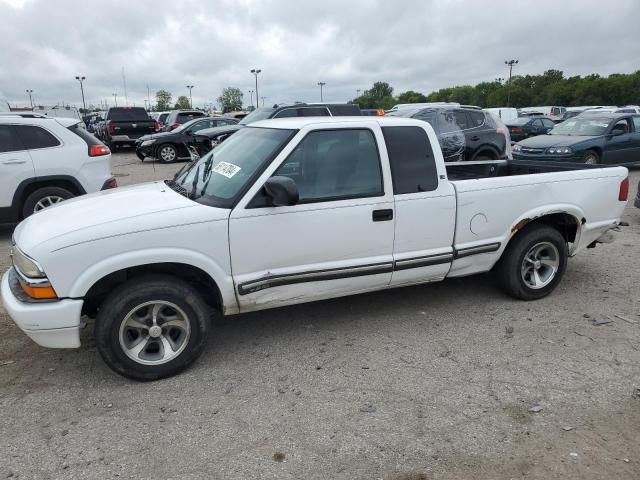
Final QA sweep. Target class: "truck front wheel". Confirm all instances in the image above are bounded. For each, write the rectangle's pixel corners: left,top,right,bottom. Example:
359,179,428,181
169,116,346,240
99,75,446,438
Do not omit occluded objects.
95,274,210,380
496,225,568,300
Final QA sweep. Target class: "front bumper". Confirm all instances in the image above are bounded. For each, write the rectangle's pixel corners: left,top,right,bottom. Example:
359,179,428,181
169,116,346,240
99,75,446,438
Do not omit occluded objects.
1,269,83,348
512,152,582,162
136,143,154,160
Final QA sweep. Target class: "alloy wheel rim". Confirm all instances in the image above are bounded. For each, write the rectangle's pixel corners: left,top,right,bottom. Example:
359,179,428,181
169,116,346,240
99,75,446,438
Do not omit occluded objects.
34,196,65,212
585,155,597,165
118,300,191,365
160,146,176,161
521,241,560,289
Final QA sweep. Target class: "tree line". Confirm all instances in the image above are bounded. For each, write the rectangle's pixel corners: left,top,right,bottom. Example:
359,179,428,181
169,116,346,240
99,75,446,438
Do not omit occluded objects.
153,87,244,112
353,70,640,109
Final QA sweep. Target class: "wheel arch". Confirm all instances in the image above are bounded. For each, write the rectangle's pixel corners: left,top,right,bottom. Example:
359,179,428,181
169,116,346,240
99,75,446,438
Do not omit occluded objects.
504,208,584,257
82,262,226,318
67,248,238,316
12,176,86,219
472,145,500,160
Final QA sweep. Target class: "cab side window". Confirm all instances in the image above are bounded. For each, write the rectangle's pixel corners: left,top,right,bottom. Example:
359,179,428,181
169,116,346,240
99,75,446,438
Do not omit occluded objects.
14,125,60,149
274,129,383,202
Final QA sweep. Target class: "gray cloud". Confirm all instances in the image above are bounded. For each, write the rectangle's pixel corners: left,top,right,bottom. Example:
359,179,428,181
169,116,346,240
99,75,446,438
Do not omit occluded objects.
1,0,639,109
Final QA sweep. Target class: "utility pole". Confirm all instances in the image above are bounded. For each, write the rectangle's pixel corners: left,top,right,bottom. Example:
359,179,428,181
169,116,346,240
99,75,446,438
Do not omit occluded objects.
113,93,118,107
261,96,266,107
186,85,194,108
504,59,519,107
248,89,254,108
75,76,86,113
317,82,326,102
250,69,261,106
26,89,34,109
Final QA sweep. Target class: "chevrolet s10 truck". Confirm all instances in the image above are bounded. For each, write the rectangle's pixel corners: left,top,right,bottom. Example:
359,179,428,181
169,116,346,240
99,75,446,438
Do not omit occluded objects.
1,117,629,380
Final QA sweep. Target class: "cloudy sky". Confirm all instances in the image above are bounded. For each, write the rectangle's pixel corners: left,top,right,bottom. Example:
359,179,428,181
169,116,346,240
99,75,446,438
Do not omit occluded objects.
1,0,639,110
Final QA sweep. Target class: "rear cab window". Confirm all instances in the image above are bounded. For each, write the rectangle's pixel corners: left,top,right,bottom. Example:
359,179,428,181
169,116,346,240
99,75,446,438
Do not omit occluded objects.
107,108,150,121
382,126,438,194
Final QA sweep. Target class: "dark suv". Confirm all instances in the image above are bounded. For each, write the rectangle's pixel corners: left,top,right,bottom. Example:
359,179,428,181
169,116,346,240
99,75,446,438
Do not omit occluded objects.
387,106,508,161
163,110,206,131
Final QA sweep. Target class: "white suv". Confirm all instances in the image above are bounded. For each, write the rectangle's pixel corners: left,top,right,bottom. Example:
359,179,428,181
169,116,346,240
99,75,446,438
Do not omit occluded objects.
0,113,116,222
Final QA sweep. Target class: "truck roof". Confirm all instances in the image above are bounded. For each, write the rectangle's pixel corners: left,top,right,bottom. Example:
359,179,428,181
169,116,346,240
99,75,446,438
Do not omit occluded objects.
249,116,427,130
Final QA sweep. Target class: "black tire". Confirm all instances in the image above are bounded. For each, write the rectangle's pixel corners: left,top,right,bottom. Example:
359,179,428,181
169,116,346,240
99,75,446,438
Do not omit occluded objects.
95,274,211,381
22,186,74,218
496,224,568,300
108,141,118,151
157,144,178,163
583,150,600,165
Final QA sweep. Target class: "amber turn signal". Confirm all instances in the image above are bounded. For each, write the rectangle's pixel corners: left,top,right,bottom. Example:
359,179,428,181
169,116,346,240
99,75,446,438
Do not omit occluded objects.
19,281,58,300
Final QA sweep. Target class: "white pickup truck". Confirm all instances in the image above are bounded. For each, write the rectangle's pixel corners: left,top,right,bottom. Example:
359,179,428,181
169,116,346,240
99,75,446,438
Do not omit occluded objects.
1,117,629,380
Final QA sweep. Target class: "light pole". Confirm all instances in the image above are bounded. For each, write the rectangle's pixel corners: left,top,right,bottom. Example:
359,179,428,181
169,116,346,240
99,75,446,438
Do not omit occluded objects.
504,59,518,107
260,96,266,107
75,76,86,113
26,89,34,109
317,82,326,102
356,89,361,98
248,89,254,108
250,69,261,106
186,85,194,108
113,93,118,107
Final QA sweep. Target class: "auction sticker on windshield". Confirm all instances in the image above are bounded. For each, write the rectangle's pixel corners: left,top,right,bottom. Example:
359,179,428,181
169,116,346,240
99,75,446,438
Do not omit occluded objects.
212,161,241,178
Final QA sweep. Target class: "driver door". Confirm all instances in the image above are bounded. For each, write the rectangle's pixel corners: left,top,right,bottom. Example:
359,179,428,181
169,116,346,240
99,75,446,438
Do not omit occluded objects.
605,118,633,164
228,124,395,312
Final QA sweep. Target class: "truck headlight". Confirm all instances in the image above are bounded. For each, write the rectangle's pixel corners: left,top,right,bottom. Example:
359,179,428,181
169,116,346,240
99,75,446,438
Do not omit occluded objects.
10,247,46,279
546,146,572,155
141,139,156,147
10,247,57,300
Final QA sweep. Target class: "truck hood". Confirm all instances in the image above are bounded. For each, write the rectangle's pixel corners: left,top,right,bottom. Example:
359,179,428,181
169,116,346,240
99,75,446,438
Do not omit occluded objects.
518,134,600,148
13,182,226,254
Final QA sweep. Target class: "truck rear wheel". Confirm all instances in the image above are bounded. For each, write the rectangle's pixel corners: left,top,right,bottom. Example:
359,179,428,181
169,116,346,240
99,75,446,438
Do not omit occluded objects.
95,274,210,380
496,225,568,300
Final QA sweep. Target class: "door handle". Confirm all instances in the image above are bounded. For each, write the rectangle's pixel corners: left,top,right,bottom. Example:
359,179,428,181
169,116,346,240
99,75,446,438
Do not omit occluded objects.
2,159,26,165
372,209,393,222
469,135,480,141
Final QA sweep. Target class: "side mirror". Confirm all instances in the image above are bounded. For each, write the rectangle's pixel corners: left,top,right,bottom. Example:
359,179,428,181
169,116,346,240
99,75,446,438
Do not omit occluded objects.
610,129,624,137
264,176,299,206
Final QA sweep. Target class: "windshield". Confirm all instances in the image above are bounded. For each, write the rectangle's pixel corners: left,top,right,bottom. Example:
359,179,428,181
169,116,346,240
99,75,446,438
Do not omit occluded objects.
173,126,294,207
551,118,610,136
239,107,276,125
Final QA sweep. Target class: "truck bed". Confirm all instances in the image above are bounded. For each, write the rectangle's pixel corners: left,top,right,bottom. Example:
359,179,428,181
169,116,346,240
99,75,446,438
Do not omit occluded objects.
445,159,615,181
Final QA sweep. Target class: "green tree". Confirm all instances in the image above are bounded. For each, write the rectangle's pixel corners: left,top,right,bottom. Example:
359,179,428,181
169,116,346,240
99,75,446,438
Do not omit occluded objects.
155,90,172,111
175,96,191,109
217,87,243,113
354,81,396,109
397,90,427,104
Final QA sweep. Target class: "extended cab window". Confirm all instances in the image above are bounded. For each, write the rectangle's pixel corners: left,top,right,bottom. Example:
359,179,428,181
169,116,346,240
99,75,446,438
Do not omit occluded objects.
275,129,383,202
0,125,25,153
382,126,438,194
15,125,60,149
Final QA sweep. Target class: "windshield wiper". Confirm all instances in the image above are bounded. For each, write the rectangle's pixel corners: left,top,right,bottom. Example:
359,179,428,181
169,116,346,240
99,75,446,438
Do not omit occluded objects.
193,153,215,199
164,179,190,198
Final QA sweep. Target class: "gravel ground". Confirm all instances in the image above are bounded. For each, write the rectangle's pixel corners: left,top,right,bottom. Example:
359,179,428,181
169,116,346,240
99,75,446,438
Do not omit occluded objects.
1,150,639,480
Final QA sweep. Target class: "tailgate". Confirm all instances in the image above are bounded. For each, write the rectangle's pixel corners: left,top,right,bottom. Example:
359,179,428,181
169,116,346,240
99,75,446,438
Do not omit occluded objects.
110,121,156,138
